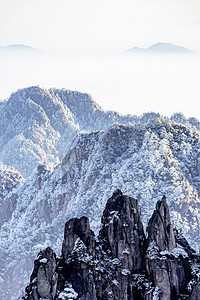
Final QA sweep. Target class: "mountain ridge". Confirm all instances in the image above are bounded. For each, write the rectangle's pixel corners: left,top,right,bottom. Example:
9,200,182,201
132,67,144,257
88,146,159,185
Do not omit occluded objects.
126,42,197,55
0,44,43,53
1,86,200,178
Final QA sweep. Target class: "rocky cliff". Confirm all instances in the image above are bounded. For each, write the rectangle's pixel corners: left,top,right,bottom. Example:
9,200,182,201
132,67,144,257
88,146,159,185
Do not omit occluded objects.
21,190,200,300
0,163,24,227
2,120,200,300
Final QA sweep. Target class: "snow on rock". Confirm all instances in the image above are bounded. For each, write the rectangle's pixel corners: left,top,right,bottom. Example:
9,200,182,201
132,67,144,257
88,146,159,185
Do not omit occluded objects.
22,191,200,300
39,258,47,264
0,86,78,178
58,283,78,299
152,286,161,300
160,245,189,259
0,86,140,178
1,119,200,299
0,163,24,228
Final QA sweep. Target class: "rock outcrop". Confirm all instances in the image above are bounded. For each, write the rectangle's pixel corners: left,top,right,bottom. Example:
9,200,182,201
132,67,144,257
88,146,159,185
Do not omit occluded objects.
0,165,24,227
22,191,200,299
147,195,176,251
25,247,58,300
99,189,146,272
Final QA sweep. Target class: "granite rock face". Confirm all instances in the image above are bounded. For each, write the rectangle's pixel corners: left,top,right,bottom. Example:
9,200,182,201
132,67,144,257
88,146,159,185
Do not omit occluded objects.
25,247,58,300
100,189,146,272
0,165,24,228
62,216,95,260
147,195,176,251
22,191,200,300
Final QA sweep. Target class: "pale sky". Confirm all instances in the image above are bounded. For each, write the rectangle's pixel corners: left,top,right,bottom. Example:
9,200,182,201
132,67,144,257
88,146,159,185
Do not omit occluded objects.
0,0,200,119
1,0,200,54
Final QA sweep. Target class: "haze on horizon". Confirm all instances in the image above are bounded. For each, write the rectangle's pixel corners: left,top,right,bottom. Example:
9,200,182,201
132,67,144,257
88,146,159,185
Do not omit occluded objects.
0,0,200,119
1,0,200,54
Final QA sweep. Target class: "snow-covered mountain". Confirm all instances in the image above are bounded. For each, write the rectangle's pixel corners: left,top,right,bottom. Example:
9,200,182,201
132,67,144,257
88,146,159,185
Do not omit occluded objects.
0,86,78,177
1,86,200,299
1,86,199,179
0,86,141,178
1,116,200,299
0,163,24,227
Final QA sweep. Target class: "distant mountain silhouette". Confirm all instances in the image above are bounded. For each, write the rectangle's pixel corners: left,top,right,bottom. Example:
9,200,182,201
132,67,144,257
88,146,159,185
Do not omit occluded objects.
0,44,42,53
127,42,196,55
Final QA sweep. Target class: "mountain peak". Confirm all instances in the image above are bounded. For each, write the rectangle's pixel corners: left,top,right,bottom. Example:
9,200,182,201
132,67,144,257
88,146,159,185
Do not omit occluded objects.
127,42,196,55
0,44,42,53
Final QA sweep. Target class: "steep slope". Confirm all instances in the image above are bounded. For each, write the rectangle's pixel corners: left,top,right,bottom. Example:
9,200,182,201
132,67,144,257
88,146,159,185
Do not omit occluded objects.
0,86,137,178
1,119,200,299
50,88,137,132
0,163,24,227
21,191,200,300
1,86,199,179
0,86,79,177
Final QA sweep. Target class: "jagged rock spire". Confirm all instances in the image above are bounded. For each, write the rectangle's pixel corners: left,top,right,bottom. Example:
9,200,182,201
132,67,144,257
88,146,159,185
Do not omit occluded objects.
100,189,146,271
62,216,95,261
147,195,176,251
24,247,58,299
146,196,181,300
22,192,200,300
